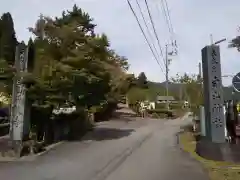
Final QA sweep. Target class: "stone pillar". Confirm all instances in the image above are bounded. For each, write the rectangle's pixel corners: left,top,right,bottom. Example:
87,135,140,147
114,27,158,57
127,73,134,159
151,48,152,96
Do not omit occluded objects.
201,45,225,143
9,42,29,157
199,106,206,136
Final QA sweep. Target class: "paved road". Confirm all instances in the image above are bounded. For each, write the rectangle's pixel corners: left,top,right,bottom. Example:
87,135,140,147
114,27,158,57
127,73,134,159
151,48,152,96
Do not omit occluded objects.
0,114,209,180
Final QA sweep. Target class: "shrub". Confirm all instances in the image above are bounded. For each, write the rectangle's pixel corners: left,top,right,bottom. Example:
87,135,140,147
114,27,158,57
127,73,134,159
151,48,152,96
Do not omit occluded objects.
170,103,183,109
155,103,166,109
94,99,118,122
147,109,174,117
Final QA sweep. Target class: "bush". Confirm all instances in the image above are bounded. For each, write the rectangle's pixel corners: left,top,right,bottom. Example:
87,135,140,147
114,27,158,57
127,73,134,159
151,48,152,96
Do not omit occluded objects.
155,103,166,109
94,99,118,122
170,103,183,109
128,103,141,115
147,109,174,117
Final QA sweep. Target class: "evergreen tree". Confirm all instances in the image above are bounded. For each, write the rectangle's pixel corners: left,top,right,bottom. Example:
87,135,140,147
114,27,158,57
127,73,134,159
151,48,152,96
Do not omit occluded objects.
229,36,240,51
27,38,35,71
27,5,129,112
137,72,148,88
0,12,17,65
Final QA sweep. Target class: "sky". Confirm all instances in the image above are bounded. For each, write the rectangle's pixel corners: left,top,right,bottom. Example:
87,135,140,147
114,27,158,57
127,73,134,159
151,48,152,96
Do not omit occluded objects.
1,0,240,85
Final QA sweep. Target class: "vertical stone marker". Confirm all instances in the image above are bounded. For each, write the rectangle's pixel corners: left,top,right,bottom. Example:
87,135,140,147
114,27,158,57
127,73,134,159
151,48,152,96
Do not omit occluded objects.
9,42,29,156
201,45,225,143
200,106,206,136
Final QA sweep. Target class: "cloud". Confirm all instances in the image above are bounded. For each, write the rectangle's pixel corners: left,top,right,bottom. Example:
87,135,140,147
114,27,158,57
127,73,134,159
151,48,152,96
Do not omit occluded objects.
1,0,240,85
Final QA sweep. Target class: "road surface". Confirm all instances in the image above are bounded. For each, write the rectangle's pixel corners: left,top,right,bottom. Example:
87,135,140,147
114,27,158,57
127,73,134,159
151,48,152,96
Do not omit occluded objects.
0,114,209,180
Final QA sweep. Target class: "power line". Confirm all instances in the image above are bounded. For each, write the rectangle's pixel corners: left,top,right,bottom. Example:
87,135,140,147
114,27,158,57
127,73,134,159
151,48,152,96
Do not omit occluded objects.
161,0,177,48
163,0,174,35
158,0,173,42
144,0,165,65
162,0,174,33
135,0,164,68
126,0,165,74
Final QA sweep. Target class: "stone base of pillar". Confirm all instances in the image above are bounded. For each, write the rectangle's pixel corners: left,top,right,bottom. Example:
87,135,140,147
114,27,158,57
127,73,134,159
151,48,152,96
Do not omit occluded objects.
11,140,23,158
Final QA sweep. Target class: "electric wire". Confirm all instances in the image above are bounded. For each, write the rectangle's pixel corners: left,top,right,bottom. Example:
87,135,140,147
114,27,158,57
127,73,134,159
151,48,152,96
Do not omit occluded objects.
135,0,164,68
144,0,165,65
126,0,165,74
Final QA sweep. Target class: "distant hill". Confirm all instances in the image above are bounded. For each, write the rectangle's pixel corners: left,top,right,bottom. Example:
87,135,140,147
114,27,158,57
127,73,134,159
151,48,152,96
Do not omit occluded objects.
148,81,240,101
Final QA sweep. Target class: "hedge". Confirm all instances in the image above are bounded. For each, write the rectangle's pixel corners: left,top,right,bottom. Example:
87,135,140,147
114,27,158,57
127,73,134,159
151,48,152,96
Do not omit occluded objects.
155,103,183,110
155,103,166,109
170,103,183,109
147,109,174,117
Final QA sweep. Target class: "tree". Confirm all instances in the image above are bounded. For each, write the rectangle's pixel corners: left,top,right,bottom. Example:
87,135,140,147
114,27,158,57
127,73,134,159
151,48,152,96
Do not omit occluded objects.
137,72,148,88
172,73,203,115
27,38,35,71
229,36,240,51
0,12,17,65
0,5,131,144
26,5,129,113
0,59,15,94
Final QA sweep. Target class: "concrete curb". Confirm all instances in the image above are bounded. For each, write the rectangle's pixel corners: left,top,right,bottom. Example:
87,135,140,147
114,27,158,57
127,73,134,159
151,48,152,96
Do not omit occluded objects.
175,131,210,180
0,141,64,162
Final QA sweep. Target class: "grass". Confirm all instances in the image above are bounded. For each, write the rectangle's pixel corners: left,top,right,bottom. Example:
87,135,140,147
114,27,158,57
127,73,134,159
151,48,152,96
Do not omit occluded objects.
179,131,240,180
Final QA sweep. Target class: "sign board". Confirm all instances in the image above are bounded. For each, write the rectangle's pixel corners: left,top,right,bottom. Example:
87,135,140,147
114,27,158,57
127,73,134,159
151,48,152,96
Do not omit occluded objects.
201,45,225,143
232,72,240,92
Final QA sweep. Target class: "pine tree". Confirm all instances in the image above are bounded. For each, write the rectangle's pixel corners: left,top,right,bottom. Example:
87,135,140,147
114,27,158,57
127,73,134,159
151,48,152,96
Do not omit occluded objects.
0,12,17,65
229,36,240,51
26,5,129,117
137,72,148,88
27,38,35,71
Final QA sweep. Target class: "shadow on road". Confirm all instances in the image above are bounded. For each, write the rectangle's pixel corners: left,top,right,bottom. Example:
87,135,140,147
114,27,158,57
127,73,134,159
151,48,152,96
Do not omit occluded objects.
196,137,240,163
80,127,135,141
111,112,137,122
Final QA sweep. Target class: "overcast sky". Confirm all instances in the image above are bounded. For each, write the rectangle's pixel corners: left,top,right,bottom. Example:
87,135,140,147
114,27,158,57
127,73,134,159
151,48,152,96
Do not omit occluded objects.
1,0,240,85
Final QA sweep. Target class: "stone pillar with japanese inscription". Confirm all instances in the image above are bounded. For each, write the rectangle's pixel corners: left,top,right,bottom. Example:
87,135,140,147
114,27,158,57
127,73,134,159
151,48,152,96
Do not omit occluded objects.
9,42,29,156
201,45,225,143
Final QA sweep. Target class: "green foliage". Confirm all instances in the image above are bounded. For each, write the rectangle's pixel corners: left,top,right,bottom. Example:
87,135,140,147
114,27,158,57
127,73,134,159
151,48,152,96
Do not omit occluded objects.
155,102,183,110
0,6,130,126
127,87,147,104
27,38,35,71
137,72,148,88
0,5,135,144
229,36,240,51
147,109,174,117
0,12,17,65
169,103,183,109
147,81,176,99
155,103,166,109
126,74,166,106
172,73,203,115
22,5,130,112
0,59,14,94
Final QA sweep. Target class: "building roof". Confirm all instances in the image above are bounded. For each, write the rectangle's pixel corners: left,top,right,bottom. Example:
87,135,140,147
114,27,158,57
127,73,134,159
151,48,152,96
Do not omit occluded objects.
156,96,175,101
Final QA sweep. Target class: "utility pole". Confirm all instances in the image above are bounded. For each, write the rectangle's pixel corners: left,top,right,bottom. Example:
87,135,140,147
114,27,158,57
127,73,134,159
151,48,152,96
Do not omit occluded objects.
165,44,169,110
39,14,45,41
210,34,214,45
198,62,204,87
198,62,202,78
165,43,177,110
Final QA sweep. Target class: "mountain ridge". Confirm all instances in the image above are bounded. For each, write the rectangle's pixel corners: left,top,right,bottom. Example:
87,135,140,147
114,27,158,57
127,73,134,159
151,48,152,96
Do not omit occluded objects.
148,81,239,101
